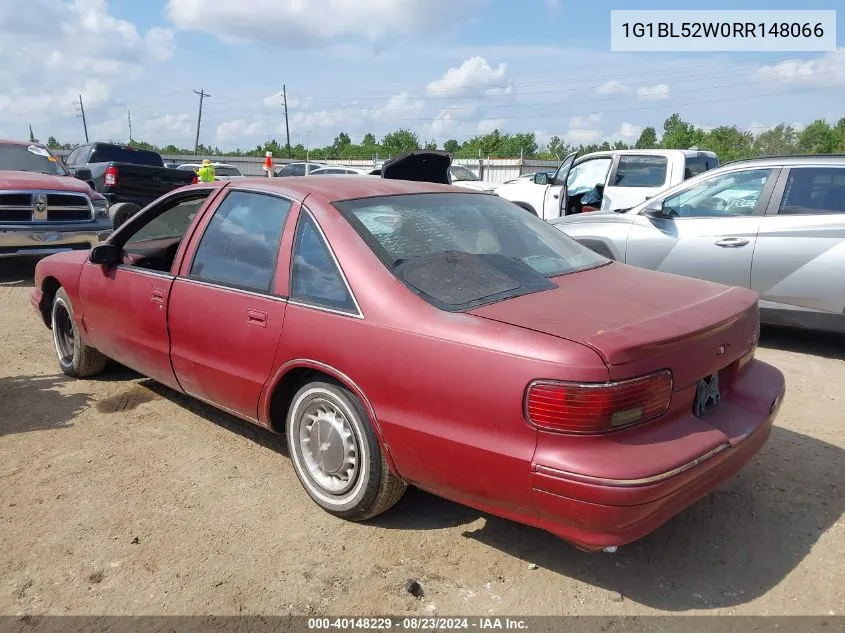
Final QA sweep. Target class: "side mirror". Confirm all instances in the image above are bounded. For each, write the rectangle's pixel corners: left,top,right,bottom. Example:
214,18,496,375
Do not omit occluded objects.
641,198,667,218
533,172,549,185
74,168,93,181
89,243,120,267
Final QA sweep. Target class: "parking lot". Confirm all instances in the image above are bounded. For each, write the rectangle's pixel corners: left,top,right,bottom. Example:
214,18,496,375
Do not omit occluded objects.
1,256,843,617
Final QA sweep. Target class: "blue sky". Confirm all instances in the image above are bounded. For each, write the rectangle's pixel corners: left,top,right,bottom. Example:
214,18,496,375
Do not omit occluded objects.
0,0,842,152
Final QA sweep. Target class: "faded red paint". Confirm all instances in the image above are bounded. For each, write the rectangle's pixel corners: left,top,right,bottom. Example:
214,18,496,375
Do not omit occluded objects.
31,177,786,550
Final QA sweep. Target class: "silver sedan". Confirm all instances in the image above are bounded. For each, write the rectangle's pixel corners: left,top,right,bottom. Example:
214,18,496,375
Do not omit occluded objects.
552,155,845,334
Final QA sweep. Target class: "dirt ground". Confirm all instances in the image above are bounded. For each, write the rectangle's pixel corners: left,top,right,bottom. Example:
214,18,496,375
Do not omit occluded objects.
1,256,843,617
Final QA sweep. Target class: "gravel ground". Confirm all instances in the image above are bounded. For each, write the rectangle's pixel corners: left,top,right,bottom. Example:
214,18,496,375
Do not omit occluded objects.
1,256,843,617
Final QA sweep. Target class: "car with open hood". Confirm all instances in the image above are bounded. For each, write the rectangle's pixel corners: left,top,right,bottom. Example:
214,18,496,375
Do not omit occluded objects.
30,171,784,551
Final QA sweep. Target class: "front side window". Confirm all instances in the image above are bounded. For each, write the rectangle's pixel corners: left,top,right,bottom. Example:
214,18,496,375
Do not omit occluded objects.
283,164,306,176
335,192,607,311
290,212,357,312
567,158,613,196
613,155,668,188
661,169,773,218
779,167,845,215
190,191,291,292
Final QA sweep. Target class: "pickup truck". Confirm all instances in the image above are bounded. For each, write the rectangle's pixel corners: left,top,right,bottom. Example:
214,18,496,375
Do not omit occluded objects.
495,149,719,220
62,142,197,228
0,139,112,259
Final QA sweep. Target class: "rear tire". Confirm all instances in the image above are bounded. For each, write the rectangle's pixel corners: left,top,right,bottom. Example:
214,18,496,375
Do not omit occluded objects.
286,380,406,520
109,202,140,230
51,288,108,378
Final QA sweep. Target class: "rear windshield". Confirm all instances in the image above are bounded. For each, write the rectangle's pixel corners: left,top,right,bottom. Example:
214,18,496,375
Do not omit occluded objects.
684,154,720,179
88,145,163,167
335,193,607,311
0,144,67,175
613,155,668,187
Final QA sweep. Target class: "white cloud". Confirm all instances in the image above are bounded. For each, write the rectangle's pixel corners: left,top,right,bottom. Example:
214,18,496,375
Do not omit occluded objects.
217,118,267,141
637,83,670,100
752,49,845,86
426,56,510,97
477,118,505,134
608,122,642,143
372,92,426,122
166,0,477,47
0,0,174,129
425,105,478,138
565,112,603,145
595,80,629,96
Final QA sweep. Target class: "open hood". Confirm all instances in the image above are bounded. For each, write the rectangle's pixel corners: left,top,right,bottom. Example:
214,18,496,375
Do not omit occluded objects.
380,150,452,185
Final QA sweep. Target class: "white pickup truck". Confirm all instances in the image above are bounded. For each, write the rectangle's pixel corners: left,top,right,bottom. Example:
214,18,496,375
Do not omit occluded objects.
495,149,719,220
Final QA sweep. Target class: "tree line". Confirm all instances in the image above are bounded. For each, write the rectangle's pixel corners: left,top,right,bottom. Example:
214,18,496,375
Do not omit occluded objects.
40,113,845,162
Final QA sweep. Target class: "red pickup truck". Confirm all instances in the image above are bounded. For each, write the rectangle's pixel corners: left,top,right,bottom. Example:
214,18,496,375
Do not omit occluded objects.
0,139,112,258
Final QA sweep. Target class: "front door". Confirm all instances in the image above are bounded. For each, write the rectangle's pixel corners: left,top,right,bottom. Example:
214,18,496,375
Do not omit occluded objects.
167,190,294,420
78,190,215,388
624,167,779,289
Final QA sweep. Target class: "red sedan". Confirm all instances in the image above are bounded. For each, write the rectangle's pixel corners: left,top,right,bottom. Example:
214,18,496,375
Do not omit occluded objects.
30,174,785,551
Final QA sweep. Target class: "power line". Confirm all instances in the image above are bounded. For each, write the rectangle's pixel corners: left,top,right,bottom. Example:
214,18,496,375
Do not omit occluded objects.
73,95,89,143
193,89,211,155
128,110,133,143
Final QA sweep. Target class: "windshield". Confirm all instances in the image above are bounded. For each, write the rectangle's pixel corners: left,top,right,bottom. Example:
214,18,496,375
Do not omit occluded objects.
0,144,67,175
214,166,242,177
450,166,480,181
335,193,607,310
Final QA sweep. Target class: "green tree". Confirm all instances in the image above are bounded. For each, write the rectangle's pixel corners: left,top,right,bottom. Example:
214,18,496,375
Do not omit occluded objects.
128,139,159,152
423,139,438,150
752,124,797,156
362,133,377,146
46,136,61,149
797,120,838,154
834,118,845,152
546,135,566,158
381,129,420,156
661,114,704,149
701,126,754,162
634,127,658,149
332,132,351,153
443,139,461,154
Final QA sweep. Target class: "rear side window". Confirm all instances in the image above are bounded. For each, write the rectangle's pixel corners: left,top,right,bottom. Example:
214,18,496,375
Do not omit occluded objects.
290,212,357,313
279,163,306,176
779,167,845,215
684,155,720,179
215,166,242,177
613,155,668,188
190,191,291,292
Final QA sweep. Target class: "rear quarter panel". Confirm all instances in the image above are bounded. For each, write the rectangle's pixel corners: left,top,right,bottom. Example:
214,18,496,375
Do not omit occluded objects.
551,214,635,261
263,195,609,523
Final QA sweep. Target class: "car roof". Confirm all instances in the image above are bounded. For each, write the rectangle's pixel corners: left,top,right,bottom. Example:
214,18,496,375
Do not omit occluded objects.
580,148,718,159
0,139,45,147
227,175,471,203
722,154,845,168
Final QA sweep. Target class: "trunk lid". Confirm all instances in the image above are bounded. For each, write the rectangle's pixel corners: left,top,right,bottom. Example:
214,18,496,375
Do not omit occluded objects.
380,150,452,184
469,262,759,388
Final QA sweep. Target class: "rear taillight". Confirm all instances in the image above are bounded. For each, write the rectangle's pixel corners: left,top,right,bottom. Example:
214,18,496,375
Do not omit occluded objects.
525,370,673,434
104,165,118,187
191,174,198,184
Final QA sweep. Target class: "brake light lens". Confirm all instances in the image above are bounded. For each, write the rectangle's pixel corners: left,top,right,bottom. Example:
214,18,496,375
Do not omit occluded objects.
104,165,118,187
525,370,673,434
191,173,198,185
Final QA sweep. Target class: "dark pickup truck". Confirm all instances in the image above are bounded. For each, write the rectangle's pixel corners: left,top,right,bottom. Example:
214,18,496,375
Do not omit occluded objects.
62,143,196,228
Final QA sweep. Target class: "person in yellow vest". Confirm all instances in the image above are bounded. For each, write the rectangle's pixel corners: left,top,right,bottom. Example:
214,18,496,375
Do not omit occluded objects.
197,159,216,182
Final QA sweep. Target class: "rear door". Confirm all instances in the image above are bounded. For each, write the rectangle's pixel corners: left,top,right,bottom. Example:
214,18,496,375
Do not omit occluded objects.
751,164,845,315
603,154,671,212
624,167,779,288
167,189,295,420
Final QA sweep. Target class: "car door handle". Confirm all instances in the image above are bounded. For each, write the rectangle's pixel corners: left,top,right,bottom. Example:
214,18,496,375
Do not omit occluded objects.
246,308,268,327
714,238,749,248
151,287,165,303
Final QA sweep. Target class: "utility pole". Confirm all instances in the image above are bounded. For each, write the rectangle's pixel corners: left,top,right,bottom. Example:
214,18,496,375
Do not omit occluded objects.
193,89,211,155
282,85,292,158
74,95,89,143
128,110,133,143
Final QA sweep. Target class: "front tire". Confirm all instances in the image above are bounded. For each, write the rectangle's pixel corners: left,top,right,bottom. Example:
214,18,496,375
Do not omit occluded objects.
51,288,108,378
286,381,406,520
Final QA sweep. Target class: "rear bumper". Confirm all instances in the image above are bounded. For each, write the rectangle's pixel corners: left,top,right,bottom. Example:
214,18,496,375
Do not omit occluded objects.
0,222,111,258
531,360,785,551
